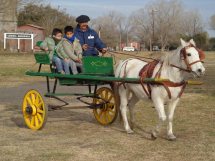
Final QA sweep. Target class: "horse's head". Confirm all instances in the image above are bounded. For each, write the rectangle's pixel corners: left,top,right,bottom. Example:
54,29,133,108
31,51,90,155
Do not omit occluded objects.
179,38,205,77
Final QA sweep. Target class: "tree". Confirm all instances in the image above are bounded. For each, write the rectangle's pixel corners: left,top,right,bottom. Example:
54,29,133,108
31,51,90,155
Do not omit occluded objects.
193,32,208,49
17,4,76,35
181,32,208,50
210,15,215,30
131,0,185,51
92,11,126,48
209,38,215,50
17,0,43,10
181,11,204,37
130,8,152,50
130,0,204,51
151,0,185,51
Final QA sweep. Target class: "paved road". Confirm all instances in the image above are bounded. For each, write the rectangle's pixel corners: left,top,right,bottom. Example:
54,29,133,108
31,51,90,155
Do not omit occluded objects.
0,81,89,106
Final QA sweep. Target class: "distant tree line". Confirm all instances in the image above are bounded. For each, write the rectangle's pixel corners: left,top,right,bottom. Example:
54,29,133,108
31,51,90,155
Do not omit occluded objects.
17,0,215,51
18,3,76,36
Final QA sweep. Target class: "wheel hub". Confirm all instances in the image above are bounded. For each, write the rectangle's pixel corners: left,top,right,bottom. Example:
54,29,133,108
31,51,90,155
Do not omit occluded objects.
25,105,37,115
107,103,114,109
26,106,33,114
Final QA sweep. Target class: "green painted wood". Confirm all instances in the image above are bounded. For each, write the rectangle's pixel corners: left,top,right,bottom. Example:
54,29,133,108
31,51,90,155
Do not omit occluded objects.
25,71,166,83
36,41,43,47
45,93,94,97
59,78,78,85
82,56,114,75
34,53,50,65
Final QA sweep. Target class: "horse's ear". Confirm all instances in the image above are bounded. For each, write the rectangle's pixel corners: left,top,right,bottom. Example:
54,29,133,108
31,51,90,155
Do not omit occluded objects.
189,39,196,47
180,38,187,47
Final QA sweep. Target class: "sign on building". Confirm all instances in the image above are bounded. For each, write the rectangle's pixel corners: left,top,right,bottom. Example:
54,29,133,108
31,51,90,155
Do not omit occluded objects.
4,33,34,51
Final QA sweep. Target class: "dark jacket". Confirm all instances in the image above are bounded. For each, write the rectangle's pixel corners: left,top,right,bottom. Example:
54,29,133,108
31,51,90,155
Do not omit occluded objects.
74,25,106,56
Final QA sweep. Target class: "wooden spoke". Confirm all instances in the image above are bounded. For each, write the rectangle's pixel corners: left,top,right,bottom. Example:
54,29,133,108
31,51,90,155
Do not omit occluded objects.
31,93,36,104
37,108,44,114
30,116,35,127
108,95,113,102
35,94,40,105
26,97,33,107
36,101,43,109
107,109,115,115
35,115,39,128
105,90,108,100
37,113,43,122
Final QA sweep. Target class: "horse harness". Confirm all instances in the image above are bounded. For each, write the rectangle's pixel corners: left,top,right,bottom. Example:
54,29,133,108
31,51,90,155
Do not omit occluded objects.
170,44,205,73
119,45,205,99
139,60,187,99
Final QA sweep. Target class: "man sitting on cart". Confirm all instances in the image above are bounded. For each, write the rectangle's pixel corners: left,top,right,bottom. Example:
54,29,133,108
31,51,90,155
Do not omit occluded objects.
74,15,107,56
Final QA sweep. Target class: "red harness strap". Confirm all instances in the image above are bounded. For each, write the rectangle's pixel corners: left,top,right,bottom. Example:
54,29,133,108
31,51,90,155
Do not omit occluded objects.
160,81,187,99
117,58,142,89
139,60,160,99
139,61,187,99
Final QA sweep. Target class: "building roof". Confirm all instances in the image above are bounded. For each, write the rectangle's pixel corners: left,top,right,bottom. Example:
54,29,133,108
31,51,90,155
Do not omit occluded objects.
18,24,44,30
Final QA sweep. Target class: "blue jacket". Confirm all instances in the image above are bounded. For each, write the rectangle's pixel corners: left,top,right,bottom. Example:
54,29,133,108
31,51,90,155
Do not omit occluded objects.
74,25,106,56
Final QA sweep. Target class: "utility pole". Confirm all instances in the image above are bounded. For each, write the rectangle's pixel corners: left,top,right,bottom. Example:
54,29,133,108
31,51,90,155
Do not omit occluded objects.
98,25,101,38
119,31,122,51
193,18,197,36
150,8,158,51
126,30,128,46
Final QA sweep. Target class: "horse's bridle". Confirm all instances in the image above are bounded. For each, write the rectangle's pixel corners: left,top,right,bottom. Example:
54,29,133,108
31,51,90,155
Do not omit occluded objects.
170,45,205,73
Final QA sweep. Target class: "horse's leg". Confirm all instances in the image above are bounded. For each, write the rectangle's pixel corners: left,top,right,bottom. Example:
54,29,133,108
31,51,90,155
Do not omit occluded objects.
128,94,139,129
167,98,179,141
151,96,166,139
119,87,133,134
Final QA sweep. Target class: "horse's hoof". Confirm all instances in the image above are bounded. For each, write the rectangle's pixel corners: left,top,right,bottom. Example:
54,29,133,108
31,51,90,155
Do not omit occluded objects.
167,134,177,141
151,132,157,140
126,129,134,134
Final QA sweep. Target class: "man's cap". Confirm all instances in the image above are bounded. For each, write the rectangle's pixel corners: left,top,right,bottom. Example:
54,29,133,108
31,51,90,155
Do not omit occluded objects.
76,15,90,23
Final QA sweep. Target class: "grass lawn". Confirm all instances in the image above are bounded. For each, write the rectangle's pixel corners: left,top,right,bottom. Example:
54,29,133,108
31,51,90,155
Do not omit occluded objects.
0,51,214,161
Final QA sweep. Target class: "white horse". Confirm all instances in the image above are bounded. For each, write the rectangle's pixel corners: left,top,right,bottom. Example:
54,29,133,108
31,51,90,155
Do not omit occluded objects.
115,39,205,140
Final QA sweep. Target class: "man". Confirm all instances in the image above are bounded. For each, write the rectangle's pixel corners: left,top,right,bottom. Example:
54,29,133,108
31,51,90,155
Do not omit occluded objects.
74,15,107,56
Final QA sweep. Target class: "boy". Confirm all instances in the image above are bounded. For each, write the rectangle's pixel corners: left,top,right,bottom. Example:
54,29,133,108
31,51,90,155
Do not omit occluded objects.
56,26,83,74
40,28,69,74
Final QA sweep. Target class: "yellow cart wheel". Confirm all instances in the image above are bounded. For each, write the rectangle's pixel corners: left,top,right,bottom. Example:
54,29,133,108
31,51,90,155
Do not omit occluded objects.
22,89,48,130
93,87,118,125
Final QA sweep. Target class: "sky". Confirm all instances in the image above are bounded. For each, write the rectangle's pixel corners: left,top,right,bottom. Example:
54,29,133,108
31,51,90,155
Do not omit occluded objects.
45,0,215,37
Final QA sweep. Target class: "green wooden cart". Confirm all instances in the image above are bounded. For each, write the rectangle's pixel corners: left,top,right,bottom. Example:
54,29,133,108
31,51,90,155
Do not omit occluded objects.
22,53,175,130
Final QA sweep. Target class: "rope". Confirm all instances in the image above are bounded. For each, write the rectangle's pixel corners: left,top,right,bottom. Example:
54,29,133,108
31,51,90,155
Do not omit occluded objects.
108,51,158,62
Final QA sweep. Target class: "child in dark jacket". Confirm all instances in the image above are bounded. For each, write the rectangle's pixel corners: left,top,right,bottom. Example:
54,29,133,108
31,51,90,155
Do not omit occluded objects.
62,26,83,74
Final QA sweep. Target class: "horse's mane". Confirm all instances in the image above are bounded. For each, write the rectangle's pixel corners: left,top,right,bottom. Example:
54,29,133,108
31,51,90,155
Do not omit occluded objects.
160,47,182,69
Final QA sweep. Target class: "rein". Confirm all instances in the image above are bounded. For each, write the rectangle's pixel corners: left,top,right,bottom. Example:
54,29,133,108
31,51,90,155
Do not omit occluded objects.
108,51,158,62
